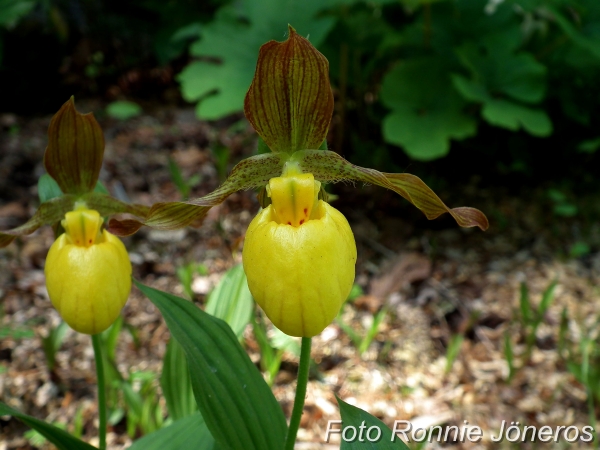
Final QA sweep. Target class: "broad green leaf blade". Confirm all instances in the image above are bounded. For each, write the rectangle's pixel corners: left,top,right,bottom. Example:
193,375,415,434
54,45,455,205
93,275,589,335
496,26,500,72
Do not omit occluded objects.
381,59,477,160
481,99,552,136
244,25,333,153
0,194,77,248
160,337,197,421
128,413,216,450
0,402,97,450
108,152,285,235
44,97,105,196
336,397,410,449
135,281,286,450
450,74,490,103
206,264,254,339
292,150,489,230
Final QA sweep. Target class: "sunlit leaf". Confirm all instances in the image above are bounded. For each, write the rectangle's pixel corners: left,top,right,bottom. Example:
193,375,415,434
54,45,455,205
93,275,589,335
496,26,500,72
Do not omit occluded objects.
380,58,477,160
108,152,285,235
0,403,96,450
44,97,105,196
292,150,489,230
135,281,286,450
244,25,333,153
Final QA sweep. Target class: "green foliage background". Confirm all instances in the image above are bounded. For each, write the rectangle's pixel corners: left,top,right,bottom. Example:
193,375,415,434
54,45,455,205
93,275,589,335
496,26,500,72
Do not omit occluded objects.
2,0,600,182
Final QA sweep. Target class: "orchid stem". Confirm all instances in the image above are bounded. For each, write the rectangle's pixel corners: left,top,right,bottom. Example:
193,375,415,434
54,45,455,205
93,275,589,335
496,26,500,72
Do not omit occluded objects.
91,334,107,450
284,337,311,450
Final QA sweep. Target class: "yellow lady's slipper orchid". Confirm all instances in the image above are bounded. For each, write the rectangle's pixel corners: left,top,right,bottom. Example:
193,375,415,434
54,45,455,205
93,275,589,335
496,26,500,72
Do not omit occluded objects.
45,205,131,334
243,166,357,337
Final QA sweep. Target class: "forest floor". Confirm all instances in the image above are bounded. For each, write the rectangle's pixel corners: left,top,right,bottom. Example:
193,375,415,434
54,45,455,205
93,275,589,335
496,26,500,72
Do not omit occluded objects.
1,104,599,450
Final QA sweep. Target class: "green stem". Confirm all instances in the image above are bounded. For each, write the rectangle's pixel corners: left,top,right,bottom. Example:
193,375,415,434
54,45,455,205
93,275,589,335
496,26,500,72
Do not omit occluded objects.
91,334,107,450
284,337,312,450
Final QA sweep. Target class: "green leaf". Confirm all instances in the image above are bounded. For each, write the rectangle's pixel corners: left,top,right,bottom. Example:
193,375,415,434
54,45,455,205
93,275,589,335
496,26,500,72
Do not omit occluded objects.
160,337,197,420
450,74,490,103
244,26,333,153
481,99,552,136
550,6,600,60
578,137,600,153
38,173,64,203
0,0,36,28
538,280,557,318
44,97,105,196
178,0,336,120
519,282,531,324
206,264,254,339
0,402,96,450
380,58,477,160
336,397,410,449
455,30,547,104
128,413,216,450
134,280,286,450
106,101,142,121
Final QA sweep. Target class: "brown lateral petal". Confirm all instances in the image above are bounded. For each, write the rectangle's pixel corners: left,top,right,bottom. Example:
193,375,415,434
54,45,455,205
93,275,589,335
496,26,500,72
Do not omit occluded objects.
107,218,145,237
44,97,105,195
292,150,489,230
110,152,286,233
0,195,77,248
244,25,333,153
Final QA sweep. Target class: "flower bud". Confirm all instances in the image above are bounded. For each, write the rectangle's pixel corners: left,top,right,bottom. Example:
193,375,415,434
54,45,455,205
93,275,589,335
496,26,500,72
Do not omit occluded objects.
45,206,132,334
243,172,356,337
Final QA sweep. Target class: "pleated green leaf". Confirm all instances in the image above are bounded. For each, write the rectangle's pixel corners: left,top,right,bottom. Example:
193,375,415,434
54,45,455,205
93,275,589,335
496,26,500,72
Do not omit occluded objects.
135,280,286,450
0,402,97,450
160,337,197,421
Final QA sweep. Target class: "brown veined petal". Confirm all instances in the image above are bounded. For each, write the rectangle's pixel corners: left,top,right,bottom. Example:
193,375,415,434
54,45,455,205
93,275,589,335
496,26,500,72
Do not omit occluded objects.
244,25,333,153
291,150,489,231
108,152,286,235
44,97,105,196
